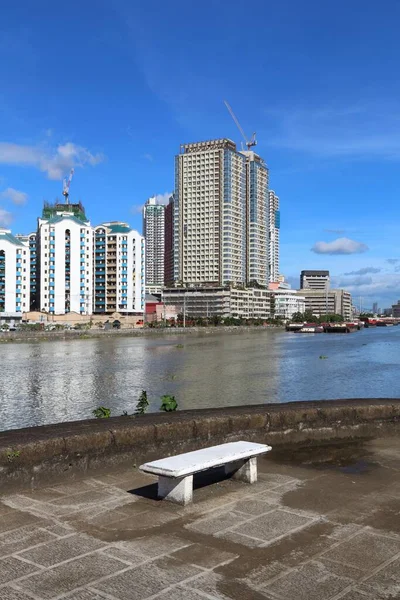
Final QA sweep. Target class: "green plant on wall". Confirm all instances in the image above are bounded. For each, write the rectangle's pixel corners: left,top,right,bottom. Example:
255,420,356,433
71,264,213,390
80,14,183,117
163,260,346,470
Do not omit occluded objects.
135,390,149,415
160,395,178,412
6,448,20,462
92,406,111,418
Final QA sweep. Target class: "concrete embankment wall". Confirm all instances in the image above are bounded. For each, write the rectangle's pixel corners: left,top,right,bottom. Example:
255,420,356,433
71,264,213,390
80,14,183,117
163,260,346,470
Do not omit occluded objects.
0,398,399,493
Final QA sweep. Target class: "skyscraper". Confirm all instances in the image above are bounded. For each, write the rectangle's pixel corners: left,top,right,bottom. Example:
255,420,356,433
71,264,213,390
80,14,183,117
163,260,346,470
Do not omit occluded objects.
164,196,174,286
36,202,93,315
268,191,280,283
143,197,165,291
173,138,272,287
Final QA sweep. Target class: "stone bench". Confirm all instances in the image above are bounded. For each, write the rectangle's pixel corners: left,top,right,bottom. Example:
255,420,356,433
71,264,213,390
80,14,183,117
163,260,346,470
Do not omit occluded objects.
139,440,272,505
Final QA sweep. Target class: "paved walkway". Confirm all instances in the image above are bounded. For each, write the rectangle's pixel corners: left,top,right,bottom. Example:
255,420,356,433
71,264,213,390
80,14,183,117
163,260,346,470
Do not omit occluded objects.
0,437,399,599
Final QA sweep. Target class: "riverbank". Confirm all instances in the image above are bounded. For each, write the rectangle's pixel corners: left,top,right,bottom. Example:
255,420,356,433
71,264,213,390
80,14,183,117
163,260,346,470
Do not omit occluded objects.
0,324,282,343
1,398,399,492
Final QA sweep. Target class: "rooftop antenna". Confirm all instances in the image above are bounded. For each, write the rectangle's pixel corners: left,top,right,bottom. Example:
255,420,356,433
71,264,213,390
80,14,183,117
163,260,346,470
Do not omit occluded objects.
62,168,74,205
224,100,257,150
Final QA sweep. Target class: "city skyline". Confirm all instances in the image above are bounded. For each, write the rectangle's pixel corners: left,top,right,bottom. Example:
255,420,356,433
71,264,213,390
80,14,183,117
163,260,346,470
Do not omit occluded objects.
1,2,400,305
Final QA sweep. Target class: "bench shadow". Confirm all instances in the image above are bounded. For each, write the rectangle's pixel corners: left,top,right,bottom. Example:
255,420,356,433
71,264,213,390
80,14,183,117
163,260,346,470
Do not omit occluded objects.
127,466,230,501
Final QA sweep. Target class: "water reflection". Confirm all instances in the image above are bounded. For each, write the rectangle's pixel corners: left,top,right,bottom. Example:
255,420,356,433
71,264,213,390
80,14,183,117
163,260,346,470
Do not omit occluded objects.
0,327,399,431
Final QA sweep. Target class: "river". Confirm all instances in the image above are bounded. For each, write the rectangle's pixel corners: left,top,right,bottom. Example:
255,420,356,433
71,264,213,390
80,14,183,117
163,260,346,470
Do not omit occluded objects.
1,327,399,431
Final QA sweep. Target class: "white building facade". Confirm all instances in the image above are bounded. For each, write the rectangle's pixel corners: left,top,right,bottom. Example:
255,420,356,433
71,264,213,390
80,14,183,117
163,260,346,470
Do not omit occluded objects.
143,197,165,291
37,214,93,315
93,222,145,315
273,289,305,320
0,229,30,315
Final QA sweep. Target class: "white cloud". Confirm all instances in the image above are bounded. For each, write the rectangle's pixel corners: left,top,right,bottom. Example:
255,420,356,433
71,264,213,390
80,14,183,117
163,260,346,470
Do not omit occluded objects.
311,237,369,255
344,267,381,275
0,208,13,227
0,187,28,205
0,142,104,180
153,192,172,205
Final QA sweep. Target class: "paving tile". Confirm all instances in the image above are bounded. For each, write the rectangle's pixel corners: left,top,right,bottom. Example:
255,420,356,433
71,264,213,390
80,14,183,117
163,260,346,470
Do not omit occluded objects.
100,546,147,566
49,490,115,508
42,523,75,537
0,510,42,534
92,556,202,600
265,561,353,600
230,509,314,544
18,534,106,567
172,543,238,568
358,556,400,597
153,586,220,599
0,588,40,600
184,572,237,600
336,591,375,600
186,511,248,535
110,535,191,559
329,523,364,540
215,530,266,548
0,525,56,557
316,558,365,581
64,591,114,600
102,510,178,531
0,556,41,585
231,499,277,516
15,553,127,599
323,531,400,571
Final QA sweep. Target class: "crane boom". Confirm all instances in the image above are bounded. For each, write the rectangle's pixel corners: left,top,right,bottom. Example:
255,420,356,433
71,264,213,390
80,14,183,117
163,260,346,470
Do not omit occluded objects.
224,100,257,150
62,168,74,205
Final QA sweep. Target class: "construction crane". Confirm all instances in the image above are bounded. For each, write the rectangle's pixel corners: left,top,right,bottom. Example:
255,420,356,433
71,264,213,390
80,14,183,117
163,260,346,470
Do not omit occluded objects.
62,168,74,205
224,100,257,150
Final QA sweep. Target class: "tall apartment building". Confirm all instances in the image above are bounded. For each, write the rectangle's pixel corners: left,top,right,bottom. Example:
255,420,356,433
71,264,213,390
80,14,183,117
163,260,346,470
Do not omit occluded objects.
173,139,272,287
143,197,165,291
164,196,174,286
16,232,38,310
0,229,30,315
36,202,93,315
246,151,269,286
93,222,144,315
268,191,280,282
300,270,330,291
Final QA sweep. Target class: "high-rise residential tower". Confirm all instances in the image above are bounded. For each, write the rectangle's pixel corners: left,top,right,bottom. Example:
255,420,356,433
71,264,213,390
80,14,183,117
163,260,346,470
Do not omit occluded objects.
164,196,174,286
143,197,165,291
93,222,145,315
173,138,271,287
0,229,30,315
268,190,280,283
36,202,93,315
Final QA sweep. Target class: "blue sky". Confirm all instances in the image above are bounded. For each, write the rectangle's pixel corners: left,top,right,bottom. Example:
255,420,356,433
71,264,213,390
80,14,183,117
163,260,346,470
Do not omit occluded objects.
1,0,400,307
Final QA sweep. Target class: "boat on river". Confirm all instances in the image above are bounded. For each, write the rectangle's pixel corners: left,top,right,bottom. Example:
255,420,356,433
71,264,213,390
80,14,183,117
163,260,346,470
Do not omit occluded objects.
298,323,324,333
323,323,357,333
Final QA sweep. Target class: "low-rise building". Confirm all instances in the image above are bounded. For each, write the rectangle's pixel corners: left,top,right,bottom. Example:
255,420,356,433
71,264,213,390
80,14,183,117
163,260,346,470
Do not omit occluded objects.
300,288,353,320
391,301,400,318
0,229,30,319
162,287,306,321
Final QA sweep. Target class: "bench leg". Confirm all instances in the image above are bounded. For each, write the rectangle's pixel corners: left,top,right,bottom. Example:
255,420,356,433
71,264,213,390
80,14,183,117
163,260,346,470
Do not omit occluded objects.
158,475,193,505
225,457,257,484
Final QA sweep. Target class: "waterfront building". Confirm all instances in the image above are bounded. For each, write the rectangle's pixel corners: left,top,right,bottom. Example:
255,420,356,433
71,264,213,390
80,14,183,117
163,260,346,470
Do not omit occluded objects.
173,138,273,287
392,300,400,318
36,202,93,315
16,232,37,310
273,289,305,319
143,197,165,292
162,286,304,321
0,228,30,317
93,222,145,315
300,288,353,320
300,270,330,291
268,191,280,283
372,302,379,314
164,196,174,286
